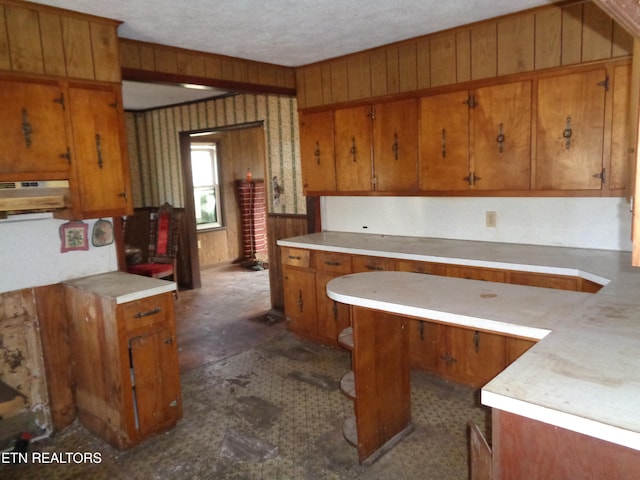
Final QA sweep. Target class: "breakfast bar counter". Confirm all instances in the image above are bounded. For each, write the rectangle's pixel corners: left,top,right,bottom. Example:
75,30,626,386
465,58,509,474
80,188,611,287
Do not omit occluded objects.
279,231,640,474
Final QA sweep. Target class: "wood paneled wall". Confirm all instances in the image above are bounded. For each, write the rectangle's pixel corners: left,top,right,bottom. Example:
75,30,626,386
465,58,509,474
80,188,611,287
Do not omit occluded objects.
120,38,296,95
125,93,302,215
195,126,266,269
0,0,120,82
296,1,634,109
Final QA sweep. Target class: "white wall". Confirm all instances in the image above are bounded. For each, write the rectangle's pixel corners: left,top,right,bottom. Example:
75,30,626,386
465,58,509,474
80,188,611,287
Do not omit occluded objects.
322,196,632,252
0,214,118,294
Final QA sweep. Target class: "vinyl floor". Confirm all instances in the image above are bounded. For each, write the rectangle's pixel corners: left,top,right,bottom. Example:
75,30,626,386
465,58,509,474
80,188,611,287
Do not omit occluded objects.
1,264,490,480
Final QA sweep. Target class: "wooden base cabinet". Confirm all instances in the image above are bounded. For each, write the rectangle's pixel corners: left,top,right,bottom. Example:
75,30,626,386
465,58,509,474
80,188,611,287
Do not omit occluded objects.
492,410,640,479
64,274,182,449
282,247,352,345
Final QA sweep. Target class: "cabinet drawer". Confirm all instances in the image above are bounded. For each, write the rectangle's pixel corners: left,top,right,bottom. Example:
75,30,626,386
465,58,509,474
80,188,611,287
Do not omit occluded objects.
446,265,506,283
121,293,171,334
314,252,351,274
281,247,311,268
352,255,396,273
396,259,447,276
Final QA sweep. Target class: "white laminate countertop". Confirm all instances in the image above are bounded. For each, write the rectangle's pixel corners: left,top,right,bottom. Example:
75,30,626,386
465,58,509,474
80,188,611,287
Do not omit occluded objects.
278,232,640,451
64,271,177,304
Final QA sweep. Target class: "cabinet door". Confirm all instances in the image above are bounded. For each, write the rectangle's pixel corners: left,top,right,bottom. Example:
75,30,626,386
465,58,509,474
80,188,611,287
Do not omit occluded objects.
440,325,507,387
536,69,607,190
373,99,419,192
299,110,336,193
409,319,441,372
419,90,470,191
68,85,131,216
129,327,182,439
0,78,69,176
473,81,532,190
316,272,351,345
283,267,317,339
335,105,373,191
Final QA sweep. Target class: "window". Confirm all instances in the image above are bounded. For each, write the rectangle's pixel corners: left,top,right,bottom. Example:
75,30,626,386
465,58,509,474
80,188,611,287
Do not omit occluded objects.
191,142,222,230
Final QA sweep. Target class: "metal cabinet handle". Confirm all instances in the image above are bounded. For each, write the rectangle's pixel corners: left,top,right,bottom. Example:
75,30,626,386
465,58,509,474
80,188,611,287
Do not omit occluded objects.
365,264,383,271
297,290,303,312
314,141,321,165
133,307,161,319
496,123,505,154
392,133,399,160
324,260,341,266
441,128,446,158
21,108,33,148
95,134,104,168
563,116,572,150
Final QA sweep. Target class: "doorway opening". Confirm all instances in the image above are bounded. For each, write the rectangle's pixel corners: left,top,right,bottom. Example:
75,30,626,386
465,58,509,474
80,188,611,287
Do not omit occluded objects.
179,121,268,288
176,121,283,372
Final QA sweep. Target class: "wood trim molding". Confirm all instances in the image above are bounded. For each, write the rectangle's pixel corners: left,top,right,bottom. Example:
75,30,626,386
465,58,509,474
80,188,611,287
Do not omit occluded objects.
119,38,296,96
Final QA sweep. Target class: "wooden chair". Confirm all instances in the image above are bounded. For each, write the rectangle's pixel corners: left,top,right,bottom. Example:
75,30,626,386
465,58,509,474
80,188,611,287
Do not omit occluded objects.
127,203,179,289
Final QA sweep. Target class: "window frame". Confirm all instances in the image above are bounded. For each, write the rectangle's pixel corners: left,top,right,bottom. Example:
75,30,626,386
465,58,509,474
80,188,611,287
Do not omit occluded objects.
190,142,223,231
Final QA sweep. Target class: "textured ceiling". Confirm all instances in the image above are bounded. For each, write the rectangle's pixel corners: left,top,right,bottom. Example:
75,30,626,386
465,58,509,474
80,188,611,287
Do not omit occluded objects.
31,0,556,67
30,0,558,109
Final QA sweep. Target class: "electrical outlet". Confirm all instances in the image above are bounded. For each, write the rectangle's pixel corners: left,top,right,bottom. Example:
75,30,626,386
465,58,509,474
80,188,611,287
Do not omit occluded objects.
486,211,497,228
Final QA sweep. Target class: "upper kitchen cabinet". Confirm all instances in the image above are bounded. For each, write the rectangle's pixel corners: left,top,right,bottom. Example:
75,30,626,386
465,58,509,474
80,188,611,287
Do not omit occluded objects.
335,105,373,192
373,99,419,192
419,90,470,191
335,99,418,192
535,68,607,191
63,84,132,219
0,0,130,218
419,81,531,192
299,110,336,194
471,81,531,191
0,77,70,180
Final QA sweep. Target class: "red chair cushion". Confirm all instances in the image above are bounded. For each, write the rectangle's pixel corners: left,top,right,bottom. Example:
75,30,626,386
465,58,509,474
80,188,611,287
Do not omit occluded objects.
128,263,173,277
156,213,170,256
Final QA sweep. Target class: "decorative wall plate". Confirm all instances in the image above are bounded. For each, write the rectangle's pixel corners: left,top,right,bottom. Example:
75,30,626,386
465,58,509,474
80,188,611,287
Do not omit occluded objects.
92,218,114,247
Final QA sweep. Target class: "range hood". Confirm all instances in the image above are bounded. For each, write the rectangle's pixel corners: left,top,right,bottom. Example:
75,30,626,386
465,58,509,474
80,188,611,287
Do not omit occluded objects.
0,180,70,215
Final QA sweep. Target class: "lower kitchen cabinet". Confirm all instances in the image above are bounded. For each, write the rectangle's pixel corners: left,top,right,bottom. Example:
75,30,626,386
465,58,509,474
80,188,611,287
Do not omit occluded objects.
314,251,352,345
439,325,507,388
282,247,353,344
492,410,640,479
283,266,318,340
280,246,593,388
408,319,440,373
64,273,182,449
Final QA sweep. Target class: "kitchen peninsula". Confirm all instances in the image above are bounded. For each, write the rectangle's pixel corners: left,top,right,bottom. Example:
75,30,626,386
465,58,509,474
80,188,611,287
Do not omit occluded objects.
278,231,640,477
